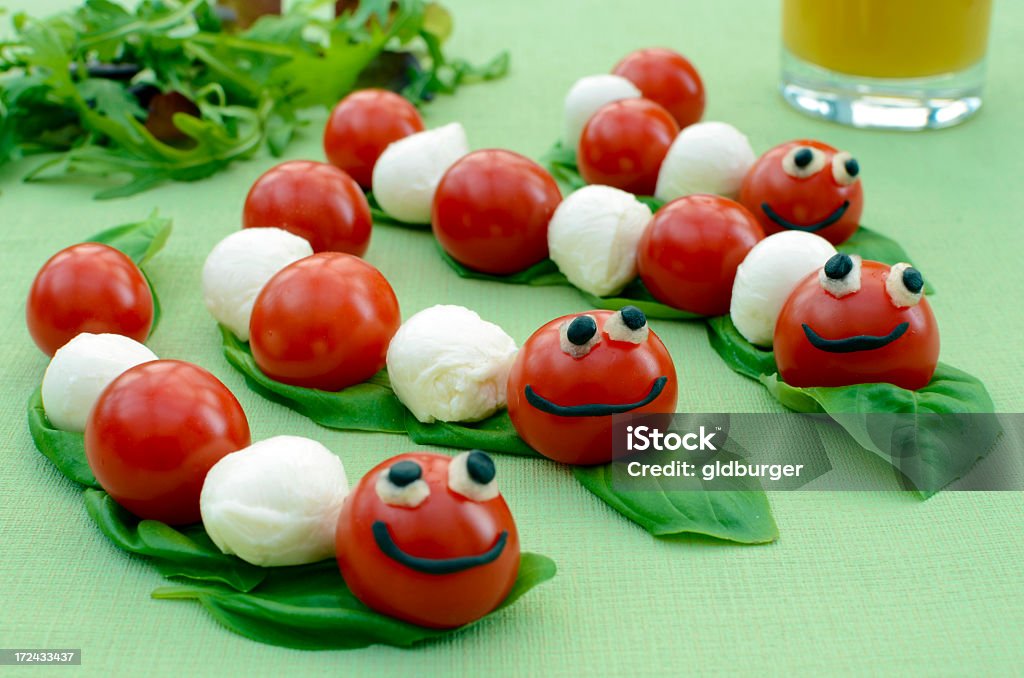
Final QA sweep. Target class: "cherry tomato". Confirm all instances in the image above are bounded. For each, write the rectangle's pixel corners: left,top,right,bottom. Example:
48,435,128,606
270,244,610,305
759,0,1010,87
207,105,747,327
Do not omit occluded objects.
740,140,864,245
249,252,400,391
432,149,562,275
612,48,705,129
85,360,251,525
637,195,764,316
243,160,372,256
336,451,520,628
27,243,154,357
577,99,679,196
323,89,425,188
774,257,939,390
507,308,678,465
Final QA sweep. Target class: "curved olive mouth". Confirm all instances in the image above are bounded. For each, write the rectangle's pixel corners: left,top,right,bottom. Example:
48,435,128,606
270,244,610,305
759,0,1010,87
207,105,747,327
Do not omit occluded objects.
524,376,668,417
372,521,508,575
762,201,850,232
802,322,909,353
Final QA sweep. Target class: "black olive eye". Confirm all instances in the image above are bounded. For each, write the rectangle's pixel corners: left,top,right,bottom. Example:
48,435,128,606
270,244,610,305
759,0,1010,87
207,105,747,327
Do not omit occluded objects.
448,450,499,501
845,158,859,177
388,460,422,487
885,262,924,307
466,450,496,484
824,253,854,280
819,253,861,298
620,305,647,331
783,145,826,178
605,305,650,344
794,147,814,168
566,315,597,345
377,459,430,507
832,151,860,186
902,267,923,294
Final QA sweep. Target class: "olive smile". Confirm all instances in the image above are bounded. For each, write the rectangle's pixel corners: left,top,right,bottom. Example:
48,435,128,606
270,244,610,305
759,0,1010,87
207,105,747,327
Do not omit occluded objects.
524,376,668,417
372,521,508,575
761,201,850,232
802,322,909,353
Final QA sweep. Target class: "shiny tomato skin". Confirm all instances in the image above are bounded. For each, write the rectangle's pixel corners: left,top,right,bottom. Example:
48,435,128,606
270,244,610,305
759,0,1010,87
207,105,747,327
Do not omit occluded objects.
740,140,863,245
323,89,425,188
506,311,678,465
336,452,520,629
243,160,372,256
27,243,154,356
577,99,679,196
612,48,705,129
431,149,562,275
774,260,939,390
85,360,251,525
249,252,400,391
638,195,764,316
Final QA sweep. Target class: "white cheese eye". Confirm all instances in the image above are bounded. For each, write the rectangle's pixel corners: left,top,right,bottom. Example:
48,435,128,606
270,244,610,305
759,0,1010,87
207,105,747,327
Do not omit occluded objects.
375,460,430,508
782,145,827,179
603,306,649,344
818,253,862,298
448,450,499,502
885,262,924,308
559,314,600,357
831,151,860,186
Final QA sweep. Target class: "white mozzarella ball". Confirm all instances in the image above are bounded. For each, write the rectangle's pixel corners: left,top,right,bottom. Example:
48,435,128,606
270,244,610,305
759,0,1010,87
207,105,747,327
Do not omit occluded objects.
200,436,349,567
387,305,517,424
655,121,756,201
371,122,469,224
41,333,157,432
547,185,653,297
202,228,313,341
730,231,838,346
562,74,642,149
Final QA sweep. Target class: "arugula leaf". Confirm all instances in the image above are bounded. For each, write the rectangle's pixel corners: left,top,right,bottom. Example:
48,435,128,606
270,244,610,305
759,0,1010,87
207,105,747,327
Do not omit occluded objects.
151,553,557,650
86,210,172,265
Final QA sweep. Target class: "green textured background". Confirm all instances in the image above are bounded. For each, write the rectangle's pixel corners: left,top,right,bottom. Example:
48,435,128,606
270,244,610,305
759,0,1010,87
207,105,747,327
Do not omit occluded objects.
2,1,1023,675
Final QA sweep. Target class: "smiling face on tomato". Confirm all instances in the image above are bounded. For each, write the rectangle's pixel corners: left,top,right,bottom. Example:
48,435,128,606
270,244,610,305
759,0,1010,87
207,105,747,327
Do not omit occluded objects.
774,255,939,390
506,308,679,465
740,140,863,245
335,451,520,629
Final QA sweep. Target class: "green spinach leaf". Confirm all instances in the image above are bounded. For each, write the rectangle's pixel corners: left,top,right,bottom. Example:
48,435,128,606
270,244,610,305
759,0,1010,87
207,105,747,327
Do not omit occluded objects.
87,211,172,266
26,387,99,488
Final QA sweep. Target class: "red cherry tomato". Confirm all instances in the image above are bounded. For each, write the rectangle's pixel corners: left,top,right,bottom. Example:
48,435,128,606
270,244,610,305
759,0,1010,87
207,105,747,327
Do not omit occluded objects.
431,149,562,275
740,140,864,245
577,99,679,196
612,48,705,129
243,160,372,256
249,252,400,391
336,451,520,628
26,243,154,356
637,195,764,316
775,258,939,390
85,360,251,525
507,309,678,465
323,89,424,188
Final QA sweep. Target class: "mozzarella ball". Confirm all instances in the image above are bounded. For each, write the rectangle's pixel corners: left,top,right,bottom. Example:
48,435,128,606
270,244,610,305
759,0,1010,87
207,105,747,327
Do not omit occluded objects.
372,122,469,224
562,74,642,150
41,333,157,432
730,231,837,346
655,121,756,201
202,228,313,341
387,305,517,423
200,436,349,567
548,185,653,297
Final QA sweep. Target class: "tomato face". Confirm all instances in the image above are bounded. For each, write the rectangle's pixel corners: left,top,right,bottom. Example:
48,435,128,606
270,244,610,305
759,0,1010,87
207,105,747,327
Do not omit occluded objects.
336,451,520,629
740,140,863,245
507,309,678,465
612,48,705,129
249,252,400,391
27,243,154,356
431,149,562,275
774,257,939,390
638,195,764,316
577,98,679,196
243,160,372,256
323,89,424,188
85,360,251,525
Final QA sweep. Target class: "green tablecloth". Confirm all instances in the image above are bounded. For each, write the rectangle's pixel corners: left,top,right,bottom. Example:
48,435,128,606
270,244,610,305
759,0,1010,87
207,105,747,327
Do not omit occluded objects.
2,1,1023,675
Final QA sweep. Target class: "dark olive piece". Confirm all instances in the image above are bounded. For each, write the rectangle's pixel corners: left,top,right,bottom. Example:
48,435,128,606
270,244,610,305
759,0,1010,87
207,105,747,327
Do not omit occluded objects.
845,157,860,177
902,267,924,294
388,460,422,487
619,305,647,331
566,315,598,346
824,253,854,280
794,147,814,168
466,451,496,485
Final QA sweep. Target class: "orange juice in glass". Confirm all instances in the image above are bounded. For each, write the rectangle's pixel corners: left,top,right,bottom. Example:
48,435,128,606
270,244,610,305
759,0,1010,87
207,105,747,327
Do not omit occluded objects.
780,0,993,130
